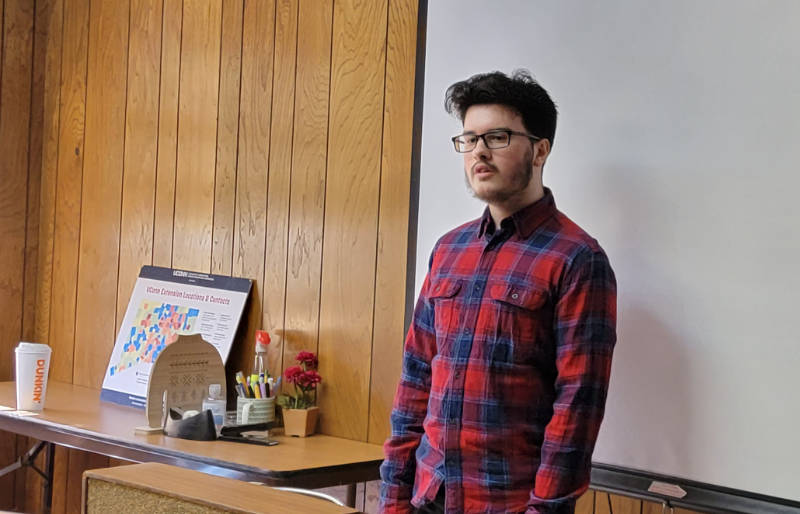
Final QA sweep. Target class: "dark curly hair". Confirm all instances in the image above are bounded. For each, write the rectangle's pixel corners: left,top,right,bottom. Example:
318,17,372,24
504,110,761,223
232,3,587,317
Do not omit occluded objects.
444,70,557,146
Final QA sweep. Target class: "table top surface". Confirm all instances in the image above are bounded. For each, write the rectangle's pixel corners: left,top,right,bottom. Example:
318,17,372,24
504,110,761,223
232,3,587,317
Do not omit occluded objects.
0,381,385,485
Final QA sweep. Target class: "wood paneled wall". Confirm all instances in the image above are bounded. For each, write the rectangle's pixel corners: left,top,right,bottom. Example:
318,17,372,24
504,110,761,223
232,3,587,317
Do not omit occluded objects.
0,0,37,509
1,0,422,510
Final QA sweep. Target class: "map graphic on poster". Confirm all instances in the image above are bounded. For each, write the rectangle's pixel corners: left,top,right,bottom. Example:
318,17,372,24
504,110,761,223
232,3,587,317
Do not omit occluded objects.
101,266,251,408
108,301,200,377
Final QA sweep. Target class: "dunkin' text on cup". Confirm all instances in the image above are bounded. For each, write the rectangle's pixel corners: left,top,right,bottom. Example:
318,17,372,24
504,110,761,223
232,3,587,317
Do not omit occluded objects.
33,359,46,404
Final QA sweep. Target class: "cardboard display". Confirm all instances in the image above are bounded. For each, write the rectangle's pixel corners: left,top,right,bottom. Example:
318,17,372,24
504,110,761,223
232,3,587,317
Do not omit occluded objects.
145,334,226,429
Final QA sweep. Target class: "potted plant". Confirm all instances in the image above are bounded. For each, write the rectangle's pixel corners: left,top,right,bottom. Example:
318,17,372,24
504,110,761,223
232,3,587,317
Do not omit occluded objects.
277,351,322,437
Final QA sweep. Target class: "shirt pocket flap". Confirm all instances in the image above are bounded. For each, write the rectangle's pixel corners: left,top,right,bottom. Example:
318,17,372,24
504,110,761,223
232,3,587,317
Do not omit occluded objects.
488,281,547,310
430,278,462,299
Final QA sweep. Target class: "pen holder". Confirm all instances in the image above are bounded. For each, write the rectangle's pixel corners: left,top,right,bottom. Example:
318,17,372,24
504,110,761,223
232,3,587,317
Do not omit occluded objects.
236,396,275,425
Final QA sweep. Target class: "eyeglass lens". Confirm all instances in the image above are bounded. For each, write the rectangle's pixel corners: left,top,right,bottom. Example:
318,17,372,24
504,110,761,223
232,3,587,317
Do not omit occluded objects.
453,131,510,152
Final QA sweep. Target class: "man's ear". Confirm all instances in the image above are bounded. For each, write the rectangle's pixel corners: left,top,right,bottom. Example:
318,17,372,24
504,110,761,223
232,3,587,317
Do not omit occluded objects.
532,139,551,168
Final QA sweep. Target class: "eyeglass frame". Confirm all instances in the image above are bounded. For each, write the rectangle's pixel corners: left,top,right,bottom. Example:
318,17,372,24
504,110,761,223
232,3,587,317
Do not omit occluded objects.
450,129,542,153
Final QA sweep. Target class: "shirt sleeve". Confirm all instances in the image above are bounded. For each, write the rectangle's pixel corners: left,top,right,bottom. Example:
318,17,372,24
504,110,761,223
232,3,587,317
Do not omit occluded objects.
379,270,439,513
528,248,617,514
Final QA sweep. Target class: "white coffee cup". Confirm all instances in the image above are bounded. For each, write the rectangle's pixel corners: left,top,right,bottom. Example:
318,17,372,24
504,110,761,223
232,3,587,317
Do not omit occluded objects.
15,343,52,411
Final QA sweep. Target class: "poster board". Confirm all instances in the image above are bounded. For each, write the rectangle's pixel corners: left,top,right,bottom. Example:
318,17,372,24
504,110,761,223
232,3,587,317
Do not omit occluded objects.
101,266,251,408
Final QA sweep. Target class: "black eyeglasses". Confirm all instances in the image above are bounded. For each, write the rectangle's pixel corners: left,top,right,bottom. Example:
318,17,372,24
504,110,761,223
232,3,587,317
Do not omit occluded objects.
451,129,541,153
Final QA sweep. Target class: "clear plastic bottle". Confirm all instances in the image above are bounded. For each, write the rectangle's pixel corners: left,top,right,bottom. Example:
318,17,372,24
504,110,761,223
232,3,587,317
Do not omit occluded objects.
254,330,270,377
202,383,226,428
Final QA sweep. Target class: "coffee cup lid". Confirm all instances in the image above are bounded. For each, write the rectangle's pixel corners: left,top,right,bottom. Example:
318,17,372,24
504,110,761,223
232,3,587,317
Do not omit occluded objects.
16,342,52,353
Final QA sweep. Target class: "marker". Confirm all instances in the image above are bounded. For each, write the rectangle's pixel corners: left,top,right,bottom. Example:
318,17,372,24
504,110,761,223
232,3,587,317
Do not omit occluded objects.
234,373,244,397
236,371,254,398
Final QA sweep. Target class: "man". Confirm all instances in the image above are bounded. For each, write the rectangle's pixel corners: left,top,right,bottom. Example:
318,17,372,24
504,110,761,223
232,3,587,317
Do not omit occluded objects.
379,70,617,514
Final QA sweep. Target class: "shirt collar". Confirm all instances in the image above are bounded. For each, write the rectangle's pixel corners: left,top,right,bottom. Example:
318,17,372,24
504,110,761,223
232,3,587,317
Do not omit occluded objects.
478,188,557,240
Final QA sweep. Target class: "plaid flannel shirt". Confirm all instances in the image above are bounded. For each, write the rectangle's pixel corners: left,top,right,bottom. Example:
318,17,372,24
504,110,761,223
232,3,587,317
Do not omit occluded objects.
380,190,617,513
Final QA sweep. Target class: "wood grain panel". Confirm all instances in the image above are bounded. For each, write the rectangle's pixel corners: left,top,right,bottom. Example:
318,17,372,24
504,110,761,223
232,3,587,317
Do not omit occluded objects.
368,0,419,444
49,0,88,383
228,0,275,375
210,0,244,276
33,0,64,346
596,492,641,514
65,448,108,514
642,501,703,514
0,2,35,506
13,436,26,511
0,438,12,510
72,0,130,388
152,0,182,268
172,0,222,273
50,444,69,514
576,489,595,514
364,479,380,513
19,13,60,513
642,500,663,514
116,0,163,325
22,0,57,348
0,0,34,379
18,435,44,513
263,0,297,378
0,0,4,78
318,0,388,439
282,0,332,375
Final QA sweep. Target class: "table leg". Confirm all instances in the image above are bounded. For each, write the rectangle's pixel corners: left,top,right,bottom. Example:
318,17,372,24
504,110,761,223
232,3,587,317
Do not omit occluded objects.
0,440,53,512
43,442,55,513
346,483,357,508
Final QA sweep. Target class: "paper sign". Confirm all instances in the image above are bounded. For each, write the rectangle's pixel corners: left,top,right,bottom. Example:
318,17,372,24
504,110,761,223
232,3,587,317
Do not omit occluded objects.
101,266,250,408
648,481,688,498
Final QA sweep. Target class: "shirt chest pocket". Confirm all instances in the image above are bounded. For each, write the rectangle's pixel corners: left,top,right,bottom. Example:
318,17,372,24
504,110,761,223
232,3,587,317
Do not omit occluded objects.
429,279,462,346
487,281,551,365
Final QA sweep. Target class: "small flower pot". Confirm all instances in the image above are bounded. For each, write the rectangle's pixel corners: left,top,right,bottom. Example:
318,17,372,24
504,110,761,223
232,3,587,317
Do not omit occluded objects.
282,406,319,437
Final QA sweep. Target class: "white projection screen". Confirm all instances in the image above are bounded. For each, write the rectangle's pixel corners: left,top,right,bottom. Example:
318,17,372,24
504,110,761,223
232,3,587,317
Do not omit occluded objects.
415,0,800,503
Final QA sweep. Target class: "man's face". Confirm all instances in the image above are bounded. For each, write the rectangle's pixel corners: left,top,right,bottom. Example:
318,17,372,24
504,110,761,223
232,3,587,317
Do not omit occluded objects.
461,104,546,211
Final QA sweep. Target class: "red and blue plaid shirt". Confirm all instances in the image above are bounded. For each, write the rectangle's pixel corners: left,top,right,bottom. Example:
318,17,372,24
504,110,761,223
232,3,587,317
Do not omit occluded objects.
380,190,617,513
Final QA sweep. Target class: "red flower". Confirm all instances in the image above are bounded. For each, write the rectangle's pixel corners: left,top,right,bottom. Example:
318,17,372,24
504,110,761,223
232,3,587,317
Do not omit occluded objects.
297,370,322,389
296,351,318,369
278,353,321,409
284,365,304,384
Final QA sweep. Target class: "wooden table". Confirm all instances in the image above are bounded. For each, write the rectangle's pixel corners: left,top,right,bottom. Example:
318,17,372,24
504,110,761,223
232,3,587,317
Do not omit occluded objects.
0,381,384,508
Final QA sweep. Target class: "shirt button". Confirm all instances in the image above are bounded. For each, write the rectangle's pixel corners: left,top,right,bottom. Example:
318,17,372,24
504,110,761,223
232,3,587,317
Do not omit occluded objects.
473,283,483,293
511,292,519,299
454,371,462,379
464,328,471,335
